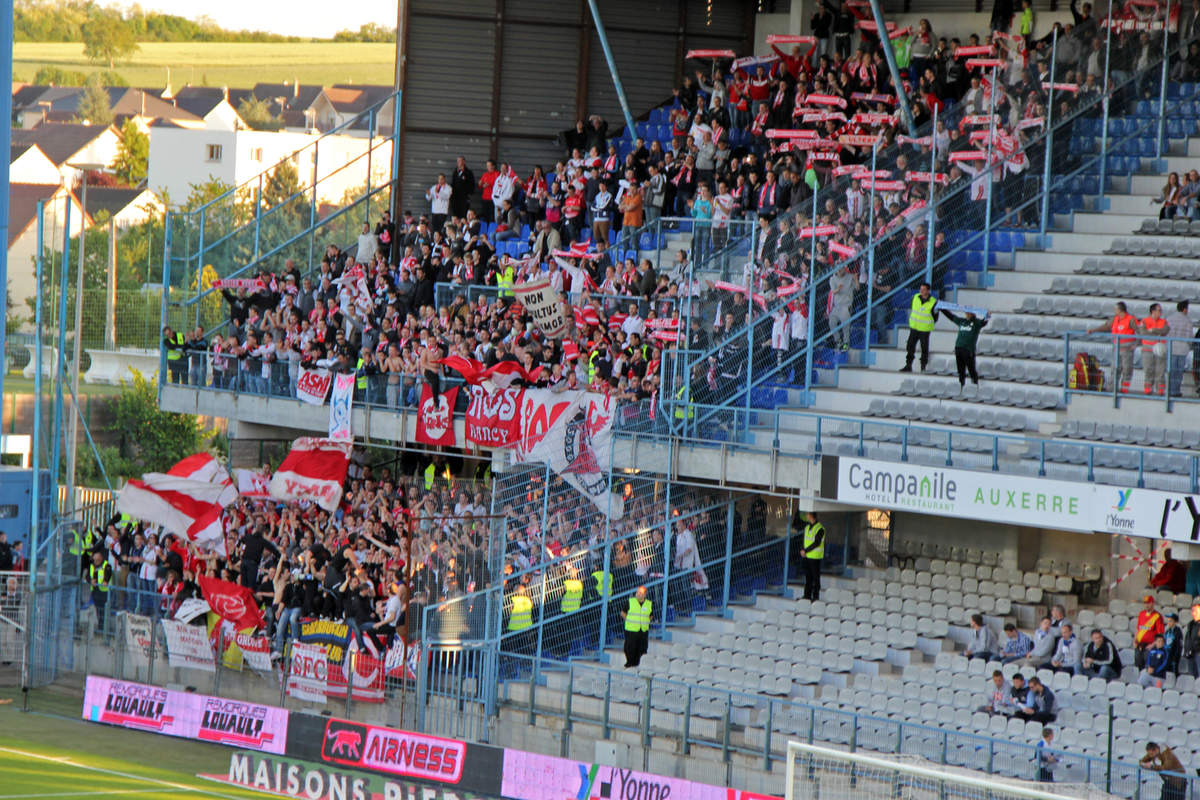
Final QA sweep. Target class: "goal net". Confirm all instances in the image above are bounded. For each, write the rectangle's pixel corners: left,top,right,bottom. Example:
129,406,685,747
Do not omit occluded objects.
785,742,1120,800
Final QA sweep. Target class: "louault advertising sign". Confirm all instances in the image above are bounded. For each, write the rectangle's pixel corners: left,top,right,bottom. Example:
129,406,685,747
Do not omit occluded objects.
827,456,1093,532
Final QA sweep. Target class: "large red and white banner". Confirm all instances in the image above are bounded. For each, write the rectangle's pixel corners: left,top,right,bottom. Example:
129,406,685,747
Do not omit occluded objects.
296,368,333,405
465,385,523,447
82,676,288,753
513,390,624,519
268,437,351,512
286,642,329,703
161,618,216,672
197,574,264,631
415,384,459,447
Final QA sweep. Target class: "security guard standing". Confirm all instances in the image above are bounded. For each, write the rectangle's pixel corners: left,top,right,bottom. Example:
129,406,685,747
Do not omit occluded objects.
163,326,187,384
587,566,612,643
899,283,938,373
496,260,516,299
88,549,113,634
506,582,534,655
554,565,584,655
70,525,99,576
799,511,825,601
620,585,653,668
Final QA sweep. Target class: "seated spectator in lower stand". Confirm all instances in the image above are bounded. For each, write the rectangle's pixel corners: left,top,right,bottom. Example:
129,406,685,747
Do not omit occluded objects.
1139,634,1170,688
978,669,1016,715
1151,549,1187,594
1023,616,1057,669
1135,595,1165,669
1017,676,1057,723
1163,613,1182,674
1049,623,1082,674
1009,672,1029,708
965,613,998,661
1000,622,1034,663
1082,628,1122,680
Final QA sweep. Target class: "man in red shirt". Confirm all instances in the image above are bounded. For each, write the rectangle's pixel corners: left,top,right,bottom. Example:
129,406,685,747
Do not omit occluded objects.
1151,548,1187,594
1135,595,1165,669
478,159,499,218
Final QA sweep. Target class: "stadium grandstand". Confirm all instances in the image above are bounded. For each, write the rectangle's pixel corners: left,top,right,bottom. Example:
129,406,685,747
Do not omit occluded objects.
9,1,1200,799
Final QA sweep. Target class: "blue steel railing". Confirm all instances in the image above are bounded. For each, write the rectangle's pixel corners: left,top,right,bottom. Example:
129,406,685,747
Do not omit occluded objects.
483,654,1192,800
625,399,1200,494
1064,332,1200,410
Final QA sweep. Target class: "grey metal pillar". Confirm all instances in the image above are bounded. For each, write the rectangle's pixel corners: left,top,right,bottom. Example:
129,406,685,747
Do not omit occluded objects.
868,0,917,136
586,0,638,137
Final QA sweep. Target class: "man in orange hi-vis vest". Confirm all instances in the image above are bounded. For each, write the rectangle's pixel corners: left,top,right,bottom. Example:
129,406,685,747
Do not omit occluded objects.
1088,301,1139,393
1135,594,1165,670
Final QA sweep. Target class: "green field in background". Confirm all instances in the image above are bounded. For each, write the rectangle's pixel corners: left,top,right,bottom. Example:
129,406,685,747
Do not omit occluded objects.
14,42,395,89
0,690,273,800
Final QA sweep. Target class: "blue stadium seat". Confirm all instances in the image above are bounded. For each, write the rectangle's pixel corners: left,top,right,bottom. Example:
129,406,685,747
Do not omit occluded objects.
1136,100,1152,117
483,222,496,237
519,224,530,239
1167,82,1182,99
1082,176,1099,194
1166,100,1181,117
1168,119,1185,138
638,232,657,250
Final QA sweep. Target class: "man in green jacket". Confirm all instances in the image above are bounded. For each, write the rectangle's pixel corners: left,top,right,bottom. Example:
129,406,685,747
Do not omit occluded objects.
941,308,988,389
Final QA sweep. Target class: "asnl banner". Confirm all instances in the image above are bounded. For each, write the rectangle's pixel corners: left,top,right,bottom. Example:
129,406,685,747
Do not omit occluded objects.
81,675,288,753
827,456,1200,542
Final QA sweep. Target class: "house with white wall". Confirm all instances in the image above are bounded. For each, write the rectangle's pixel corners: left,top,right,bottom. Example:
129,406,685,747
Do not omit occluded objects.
147,125,392,210
10,143,61,185
7,185,86,312
10,124,122,187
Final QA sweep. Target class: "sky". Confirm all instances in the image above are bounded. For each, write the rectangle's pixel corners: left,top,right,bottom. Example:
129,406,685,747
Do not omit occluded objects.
113,0,396,39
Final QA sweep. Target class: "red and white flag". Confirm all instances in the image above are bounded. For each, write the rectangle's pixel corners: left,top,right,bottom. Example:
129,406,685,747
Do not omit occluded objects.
415,385,459,447
268,438,352,512
198,574,264,631
116,453,236,555
234,468,271,499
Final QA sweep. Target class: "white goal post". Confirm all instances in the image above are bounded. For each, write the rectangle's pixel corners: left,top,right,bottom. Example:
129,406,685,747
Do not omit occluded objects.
785,741,1118,800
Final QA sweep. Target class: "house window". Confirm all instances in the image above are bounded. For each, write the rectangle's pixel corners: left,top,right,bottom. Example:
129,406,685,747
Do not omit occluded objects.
250,148,264,162
206,144,223,162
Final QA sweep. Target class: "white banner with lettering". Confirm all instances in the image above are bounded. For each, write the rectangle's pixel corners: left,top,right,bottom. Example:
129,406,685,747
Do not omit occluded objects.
328,374,354,440
514,279,570,338
832,456,1200,544
832,456,1094,532
160,618,216,673
295,368,332,405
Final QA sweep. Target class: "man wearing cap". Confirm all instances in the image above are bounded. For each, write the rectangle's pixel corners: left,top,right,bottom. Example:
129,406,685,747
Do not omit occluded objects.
1135,595,1165,669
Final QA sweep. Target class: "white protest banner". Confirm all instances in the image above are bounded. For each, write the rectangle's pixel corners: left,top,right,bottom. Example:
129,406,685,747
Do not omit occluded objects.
328,374,354,440
124,613,154,669
161,618,216,672
296,368,332,405
174,597,210,624
514,278,570,338
286,641,328,703
235,633,273,673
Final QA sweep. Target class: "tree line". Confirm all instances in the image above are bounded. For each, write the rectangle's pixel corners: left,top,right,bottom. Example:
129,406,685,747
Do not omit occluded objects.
15,0,304,43
16,0,394,44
